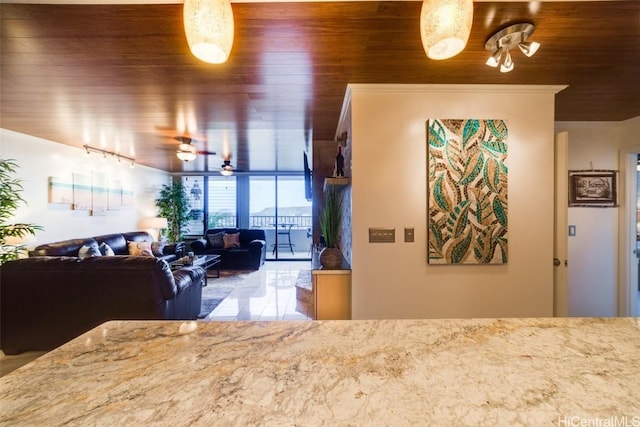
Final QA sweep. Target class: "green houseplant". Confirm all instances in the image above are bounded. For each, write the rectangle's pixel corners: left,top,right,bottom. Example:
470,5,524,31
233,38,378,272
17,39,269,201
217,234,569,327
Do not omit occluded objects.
319,186,343,268
155,181,190,242
0,159,42,265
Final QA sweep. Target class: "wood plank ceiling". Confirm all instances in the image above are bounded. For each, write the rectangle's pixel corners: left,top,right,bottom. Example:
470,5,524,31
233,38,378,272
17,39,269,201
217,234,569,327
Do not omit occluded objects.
1,2,638,173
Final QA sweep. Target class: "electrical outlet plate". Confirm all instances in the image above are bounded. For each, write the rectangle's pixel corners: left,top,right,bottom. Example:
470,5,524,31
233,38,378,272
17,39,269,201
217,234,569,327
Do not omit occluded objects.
369,228,395,243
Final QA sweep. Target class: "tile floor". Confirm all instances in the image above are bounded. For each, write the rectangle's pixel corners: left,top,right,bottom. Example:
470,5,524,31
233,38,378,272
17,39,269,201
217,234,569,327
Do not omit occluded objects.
205,260,312,321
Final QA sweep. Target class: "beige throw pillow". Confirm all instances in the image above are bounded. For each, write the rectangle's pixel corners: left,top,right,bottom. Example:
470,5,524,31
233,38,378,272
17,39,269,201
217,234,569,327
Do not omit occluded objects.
128,241,154,257
223,232,240,249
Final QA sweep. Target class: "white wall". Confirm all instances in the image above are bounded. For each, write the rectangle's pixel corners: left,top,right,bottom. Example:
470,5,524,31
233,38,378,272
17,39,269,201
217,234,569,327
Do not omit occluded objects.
0,129,169,246
555,118,640,317
348,84,562,320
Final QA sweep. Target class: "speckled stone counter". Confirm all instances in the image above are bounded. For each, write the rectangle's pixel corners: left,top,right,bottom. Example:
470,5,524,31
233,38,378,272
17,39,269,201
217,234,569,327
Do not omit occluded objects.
1,318,639,426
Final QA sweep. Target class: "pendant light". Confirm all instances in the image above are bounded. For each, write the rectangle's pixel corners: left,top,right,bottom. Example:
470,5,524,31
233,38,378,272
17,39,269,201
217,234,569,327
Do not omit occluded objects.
183,0,234,64
420,0,474,60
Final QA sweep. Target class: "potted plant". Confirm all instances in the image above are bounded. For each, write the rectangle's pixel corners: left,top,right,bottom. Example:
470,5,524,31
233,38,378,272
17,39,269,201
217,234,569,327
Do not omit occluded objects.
155,181,190,242
319,186,343,268
0,159,42,265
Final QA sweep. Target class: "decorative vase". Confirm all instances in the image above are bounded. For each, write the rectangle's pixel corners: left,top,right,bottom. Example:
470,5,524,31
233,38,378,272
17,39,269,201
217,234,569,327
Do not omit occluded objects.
319,247,342,269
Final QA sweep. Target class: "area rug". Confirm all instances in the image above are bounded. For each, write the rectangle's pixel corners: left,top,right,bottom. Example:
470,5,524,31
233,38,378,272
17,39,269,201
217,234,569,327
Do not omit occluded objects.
198,270,255,318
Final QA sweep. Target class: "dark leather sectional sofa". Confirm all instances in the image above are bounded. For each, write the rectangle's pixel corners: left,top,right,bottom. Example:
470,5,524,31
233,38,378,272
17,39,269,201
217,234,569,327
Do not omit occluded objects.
29,231,184,262
0,231,203,354
190,228,267,270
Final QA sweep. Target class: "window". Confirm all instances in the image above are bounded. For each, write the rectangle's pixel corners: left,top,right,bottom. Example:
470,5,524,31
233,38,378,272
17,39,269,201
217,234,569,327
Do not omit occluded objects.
182,176,204,236
208,176,237,228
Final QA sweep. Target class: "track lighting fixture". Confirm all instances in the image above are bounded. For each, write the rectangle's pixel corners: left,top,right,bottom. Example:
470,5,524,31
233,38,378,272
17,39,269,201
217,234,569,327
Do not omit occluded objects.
83,144,135,168
484,23,540,73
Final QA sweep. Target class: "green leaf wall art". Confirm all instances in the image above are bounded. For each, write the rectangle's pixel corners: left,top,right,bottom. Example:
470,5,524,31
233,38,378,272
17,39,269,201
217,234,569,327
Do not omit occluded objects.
427,119,508,264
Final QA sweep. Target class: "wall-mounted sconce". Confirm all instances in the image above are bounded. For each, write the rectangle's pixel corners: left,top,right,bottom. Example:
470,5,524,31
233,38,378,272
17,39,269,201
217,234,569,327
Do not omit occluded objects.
84,145,135,168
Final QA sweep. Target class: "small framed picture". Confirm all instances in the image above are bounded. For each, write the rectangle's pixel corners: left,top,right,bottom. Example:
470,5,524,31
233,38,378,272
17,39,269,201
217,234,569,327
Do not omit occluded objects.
569,170,617,207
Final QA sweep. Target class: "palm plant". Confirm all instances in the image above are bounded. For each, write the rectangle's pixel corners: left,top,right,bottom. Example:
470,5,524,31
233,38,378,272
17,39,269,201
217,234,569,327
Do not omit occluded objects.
0,159,43,264
320,186,342,249
155,181,190,242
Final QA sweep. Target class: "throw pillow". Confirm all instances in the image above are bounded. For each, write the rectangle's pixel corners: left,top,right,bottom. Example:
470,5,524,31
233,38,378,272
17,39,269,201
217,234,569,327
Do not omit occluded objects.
127,241,154,257
151,241,166,257
223,232,241,249
78,242,101,259
207,232,225,249
99,242,115,256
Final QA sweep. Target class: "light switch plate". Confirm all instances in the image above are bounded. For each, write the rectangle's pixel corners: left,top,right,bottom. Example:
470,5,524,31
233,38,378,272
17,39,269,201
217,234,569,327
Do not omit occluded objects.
369,228,395,243
404,227,414,242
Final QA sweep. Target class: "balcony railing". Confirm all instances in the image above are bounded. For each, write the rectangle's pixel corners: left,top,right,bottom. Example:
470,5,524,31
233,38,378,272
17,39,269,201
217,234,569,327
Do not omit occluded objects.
207,215,312,229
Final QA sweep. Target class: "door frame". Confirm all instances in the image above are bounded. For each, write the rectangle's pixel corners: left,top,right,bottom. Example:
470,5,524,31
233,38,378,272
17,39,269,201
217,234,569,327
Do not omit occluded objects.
618,145,640,316
554,131,569,317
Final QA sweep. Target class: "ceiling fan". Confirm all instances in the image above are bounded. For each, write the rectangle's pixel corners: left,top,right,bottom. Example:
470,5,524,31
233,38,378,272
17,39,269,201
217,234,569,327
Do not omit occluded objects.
175,136,216,162
220,155,234,176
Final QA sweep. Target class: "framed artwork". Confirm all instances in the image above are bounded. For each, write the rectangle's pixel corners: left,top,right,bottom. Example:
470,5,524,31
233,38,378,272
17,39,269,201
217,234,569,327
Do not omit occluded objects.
569,170,617,207
122,186,134,206
72,173,91,210
427,119,508,264
91,172,108,216
108,179,122,210
48,176,73,204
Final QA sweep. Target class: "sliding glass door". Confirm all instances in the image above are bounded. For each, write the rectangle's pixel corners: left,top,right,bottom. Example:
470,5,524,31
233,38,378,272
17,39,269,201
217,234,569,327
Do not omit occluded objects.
180,174,310,260
250,176,311,260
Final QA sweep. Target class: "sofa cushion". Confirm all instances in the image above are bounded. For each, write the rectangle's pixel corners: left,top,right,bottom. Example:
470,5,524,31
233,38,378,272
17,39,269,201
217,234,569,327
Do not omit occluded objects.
223,232,241,249
128,241,153,257
94,234,128,255
30,238,97,257
207,232,225,249
151,241,166,257
79,242,101,258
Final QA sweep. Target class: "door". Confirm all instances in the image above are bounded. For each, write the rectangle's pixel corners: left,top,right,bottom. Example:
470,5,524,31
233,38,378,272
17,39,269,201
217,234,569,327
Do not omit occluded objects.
554,132,569,317
618,146,640,316
249,176,312,261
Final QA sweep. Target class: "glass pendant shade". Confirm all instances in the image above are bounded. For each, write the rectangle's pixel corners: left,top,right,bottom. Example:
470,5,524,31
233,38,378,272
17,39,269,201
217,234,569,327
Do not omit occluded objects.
420,0,473,60
179,143,196,153
183,0,234,64
177,151,197,161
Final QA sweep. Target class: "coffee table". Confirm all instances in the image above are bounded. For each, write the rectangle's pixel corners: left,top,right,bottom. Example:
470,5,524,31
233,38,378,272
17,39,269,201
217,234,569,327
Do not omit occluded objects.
169,255,221,280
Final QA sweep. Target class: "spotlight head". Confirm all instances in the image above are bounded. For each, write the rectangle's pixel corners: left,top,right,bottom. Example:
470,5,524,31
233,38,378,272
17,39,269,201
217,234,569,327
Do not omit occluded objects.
518,41,540,57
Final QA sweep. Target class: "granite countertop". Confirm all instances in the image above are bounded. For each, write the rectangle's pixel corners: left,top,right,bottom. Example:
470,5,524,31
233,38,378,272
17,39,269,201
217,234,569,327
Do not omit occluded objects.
1,318,639,426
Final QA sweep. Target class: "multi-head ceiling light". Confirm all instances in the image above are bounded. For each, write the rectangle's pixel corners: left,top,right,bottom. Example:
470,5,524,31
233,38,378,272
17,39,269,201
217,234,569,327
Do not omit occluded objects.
484,23,540,73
